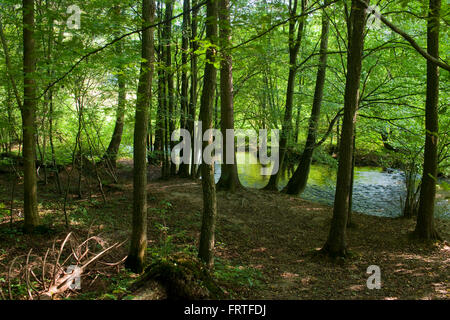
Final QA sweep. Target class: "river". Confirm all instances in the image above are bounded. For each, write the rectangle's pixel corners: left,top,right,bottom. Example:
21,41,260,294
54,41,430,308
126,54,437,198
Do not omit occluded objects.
213,152,450,219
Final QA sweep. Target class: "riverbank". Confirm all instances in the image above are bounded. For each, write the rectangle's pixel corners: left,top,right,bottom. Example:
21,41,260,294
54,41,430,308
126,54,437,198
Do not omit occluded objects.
0,161,449,300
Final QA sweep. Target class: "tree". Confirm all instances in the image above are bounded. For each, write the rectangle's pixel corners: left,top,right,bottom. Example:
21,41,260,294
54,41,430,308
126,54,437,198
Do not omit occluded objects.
189,0,200,178
103,41,126,168
285,0,330,195
178,0,192,177
198,0,218,268
125,0,155,273
22,0,40,233
216,0,241,192
413,0,442,241
154,0,166,164
164,0,177,176
321,0,368,257
264,0,306,190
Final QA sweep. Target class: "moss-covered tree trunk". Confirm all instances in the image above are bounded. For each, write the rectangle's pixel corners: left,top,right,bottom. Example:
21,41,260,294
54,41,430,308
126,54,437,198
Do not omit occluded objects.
22,0,40,233
413,0,442,241
216,0,241,192
125,0,155,273
321,0,367,257
198,0,218,268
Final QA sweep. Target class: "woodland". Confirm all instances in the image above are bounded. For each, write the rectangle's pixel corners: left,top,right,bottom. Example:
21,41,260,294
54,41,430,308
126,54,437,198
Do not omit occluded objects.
0,0,449,300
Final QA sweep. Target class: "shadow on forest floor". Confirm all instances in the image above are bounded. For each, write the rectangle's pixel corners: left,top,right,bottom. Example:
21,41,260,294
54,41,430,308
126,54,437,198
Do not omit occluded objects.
0,159,448,300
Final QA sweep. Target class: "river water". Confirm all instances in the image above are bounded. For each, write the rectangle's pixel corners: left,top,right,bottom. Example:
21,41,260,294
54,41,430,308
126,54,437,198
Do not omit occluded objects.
214,152,450,219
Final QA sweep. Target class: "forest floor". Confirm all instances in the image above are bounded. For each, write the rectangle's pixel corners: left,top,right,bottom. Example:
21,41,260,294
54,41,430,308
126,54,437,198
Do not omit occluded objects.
0,159,449,300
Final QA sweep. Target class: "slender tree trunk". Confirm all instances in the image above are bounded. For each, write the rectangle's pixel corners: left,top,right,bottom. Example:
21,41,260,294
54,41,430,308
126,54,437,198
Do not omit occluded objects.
154,1,164,157
164,0,177,176
321,0,367,257
154,13,164,156
22,0,40,233
198,0,218,268
104,39,126,168
178,0,191,177
264,0,306,190
125,0,155,273
7,83,14,154
76,97,83,199
158,0,170,179
48,90,61,194
285,1,330,195
216,0,241,192
413,0,442,241
189,0,199,178
160,0,172,179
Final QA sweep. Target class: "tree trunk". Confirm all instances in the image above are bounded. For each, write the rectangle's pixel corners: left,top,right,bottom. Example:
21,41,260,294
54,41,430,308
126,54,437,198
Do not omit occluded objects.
22,0,40,233
285,1,330,195
125,0,155,273
154,0,165,162
216,0,241,192
189,0,199,178
264,0,306,190
178,0,191,177
164,0,177,176
153,2,164,155
321,0,367,257
413,0,442,241
198,0,218,268
48,90,62,194
104,40,126,168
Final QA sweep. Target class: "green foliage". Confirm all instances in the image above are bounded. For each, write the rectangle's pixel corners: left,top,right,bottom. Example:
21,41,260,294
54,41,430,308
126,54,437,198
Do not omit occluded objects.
213,257,263,291
312,146,338,169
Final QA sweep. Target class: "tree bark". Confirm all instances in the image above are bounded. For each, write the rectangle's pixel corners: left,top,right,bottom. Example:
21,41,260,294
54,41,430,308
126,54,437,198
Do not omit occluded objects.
321,0,367,257
22,0,40,233
125,0,155,273
216,0,241,192
413,0,442,241
285,1,330,195
198,0,218,268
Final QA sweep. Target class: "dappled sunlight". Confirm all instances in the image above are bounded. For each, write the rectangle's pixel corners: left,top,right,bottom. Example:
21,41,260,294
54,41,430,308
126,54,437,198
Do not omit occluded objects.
281,272,299,280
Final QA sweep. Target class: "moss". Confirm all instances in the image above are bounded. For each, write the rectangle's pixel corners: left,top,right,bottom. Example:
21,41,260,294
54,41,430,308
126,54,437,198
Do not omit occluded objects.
130,253,224,300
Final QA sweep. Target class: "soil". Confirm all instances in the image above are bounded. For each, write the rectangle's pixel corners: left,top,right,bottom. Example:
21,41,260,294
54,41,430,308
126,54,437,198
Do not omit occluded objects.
0,159,448,300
